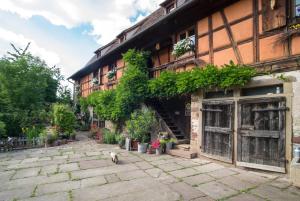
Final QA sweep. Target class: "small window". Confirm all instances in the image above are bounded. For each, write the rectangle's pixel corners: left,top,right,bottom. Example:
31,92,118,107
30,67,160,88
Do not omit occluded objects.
188,29,195,37
108,62,116,71
296,0,300,17
241,85,283,96
166,3,175,13
204,90,233,99
179,33,186,40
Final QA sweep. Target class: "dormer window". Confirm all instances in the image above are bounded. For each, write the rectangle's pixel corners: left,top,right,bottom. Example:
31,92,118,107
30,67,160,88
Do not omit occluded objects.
166,2,175,13
161,0,176,14
119,35,126,43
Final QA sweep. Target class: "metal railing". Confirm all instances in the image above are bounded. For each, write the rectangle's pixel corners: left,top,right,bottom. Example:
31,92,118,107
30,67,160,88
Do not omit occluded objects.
0,137,44,152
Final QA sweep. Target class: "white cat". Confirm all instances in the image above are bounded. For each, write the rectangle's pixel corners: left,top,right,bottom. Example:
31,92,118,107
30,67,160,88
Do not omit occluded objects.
110,152,119,164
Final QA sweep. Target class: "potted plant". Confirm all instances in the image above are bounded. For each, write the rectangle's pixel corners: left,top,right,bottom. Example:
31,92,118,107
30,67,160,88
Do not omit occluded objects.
151,139,161,155
126,108,157,153
116,134,125,149
166,138,176,151
172,37,195,58
107,69,116,80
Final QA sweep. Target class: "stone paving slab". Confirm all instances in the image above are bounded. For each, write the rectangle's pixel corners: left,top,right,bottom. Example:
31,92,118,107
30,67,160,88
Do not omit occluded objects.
157,162,184,172
37,180,80,195
217,175,255,191
0,185,34,201
226,193,264,201
169,182,206,201
0,137,299,201
183,174,215,186
197,181,238,200
193,163,225,173
80,175,107,188
250,184,300,201
71,164,138,179
19,192,69,201
59,162,79,172
169,167,199,178
12,167,40,179
117,169,149,181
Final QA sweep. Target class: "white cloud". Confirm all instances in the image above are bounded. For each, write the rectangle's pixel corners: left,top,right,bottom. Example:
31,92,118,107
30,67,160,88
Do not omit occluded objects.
0,0,164,45
0,27,60,67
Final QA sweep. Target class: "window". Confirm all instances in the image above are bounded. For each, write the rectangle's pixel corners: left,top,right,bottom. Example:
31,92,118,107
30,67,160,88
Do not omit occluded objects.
204,90,233,99
241,85,283,96
108,62,116,71
295,0,300,17
179,33,186,40
178,28,195,42
166,2,175,13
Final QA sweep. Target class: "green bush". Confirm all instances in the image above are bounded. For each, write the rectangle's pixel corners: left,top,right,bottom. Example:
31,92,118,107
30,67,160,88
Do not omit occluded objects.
0,121,6,138
103,128,119,144
52,104,76,135
22,126,44,140
126,107,157,143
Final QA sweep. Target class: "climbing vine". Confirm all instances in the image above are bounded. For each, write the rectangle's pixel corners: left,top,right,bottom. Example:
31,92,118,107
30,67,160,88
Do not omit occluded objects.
148,61,257,98
81,50,257,122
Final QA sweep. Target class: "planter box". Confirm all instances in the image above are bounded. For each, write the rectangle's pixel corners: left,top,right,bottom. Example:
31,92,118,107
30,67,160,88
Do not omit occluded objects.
138,143,148,153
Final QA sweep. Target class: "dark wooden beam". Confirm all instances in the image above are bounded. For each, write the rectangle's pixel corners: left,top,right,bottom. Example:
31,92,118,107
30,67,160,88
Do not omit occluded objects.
220,9,243,64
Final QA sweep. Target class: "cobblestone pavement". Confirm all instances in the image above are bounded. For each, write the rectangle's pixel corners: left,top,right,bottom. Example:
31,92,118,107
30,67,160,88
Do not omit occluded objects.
0,134,299,201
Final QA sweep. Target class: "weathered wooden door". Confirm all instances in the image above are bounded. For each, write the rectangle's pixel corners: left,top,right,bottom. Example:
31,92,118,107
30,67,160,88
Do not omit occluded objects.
202,101,234,163
237,97,286,173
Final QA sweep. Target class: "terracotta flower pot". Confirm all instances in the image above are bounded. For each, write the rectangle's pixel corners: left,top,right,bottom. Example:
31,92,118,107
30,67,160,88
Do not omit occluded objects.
131,140,138,151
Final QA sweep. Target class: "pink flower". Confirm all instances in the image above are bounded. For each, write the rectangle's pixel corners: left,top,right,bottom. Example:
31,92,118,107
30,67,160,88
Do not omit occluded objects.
151,140,160,149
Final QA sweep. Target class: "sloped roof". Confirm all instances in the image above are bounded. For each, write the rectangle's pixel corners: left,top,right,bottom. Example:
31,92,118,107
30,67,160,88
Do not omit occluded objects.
70,0,223,80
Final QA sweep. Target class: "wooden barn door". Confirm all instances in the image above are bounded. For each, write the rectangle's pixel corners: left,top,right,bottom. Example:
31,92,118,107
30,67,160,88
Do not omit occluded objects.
201,101,234,163
237,97,286,173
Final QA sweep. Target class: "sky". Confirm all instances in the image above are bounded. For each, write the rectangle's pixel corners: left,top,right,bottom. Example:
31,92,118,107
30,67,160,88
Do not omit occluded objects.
0,0,164,82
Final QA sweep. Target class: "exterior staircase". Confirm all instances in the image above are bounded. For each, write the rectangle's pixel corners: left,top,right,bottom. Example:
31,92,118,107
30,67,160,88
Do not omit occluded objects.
154,103,186,141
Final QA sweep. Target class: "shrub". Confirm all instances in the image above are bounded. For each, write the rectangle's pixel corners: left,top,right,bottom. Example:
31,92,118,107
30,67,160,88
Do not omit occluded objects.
0,121,6,138
126,107,157,143
52,104,76,135
103,128,119,144
22,126,44,140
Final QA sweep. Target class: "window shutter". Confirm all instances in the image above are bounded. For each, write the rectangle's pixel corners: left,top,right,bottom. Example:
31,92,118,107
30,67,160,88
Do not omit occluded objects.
262,0,287,32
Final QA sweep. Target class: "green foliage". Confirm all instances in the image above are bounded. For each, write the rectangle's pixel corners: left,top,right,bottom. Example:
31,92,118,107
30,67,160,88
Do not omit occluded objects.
86,49,149,123
52,104,76,135
126,107,157,143
103,128,119,144
22,126,44,140
0,121,6,138
172,38,195,58
57,86,73,105
148,62,257,98
82,50,256,128
0,43,64,137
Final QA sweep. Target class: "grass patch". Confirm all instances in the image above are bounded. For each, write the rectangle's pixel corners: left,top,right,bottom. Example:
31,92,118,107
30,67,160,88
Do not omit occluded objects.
68,190,73,201
31,185,38,197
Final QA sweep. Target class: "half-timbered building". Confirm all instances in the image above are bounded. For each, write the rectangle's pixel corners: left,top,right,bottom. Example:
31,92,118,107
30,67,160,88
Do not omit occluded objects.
70,0,300,176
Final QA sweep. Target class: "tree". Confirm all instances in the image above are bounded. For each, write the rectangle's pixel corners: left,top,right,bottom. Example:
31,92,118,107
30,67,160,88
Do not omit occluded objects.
0,43,64,137
57,85,73,105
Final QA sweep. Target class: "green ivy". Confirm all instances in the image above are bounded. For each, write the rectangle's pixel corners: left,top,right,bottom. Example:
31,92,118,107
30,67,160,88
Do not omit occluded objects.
148,62,256,98
85,49,149,124
81,50,257,123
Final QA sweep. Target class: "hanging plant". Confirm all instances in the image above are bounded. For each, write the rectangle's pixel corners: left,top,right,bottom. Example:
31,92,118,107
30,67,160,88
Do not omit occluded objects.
107,69,117,80
172,37,195,58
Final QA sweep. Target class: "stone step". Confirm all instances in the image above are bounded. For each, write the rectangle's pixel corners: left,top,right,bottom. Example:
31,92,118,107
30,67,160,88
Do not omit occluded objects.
176,139,190,144
167,148,197,159
176,144,191,151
